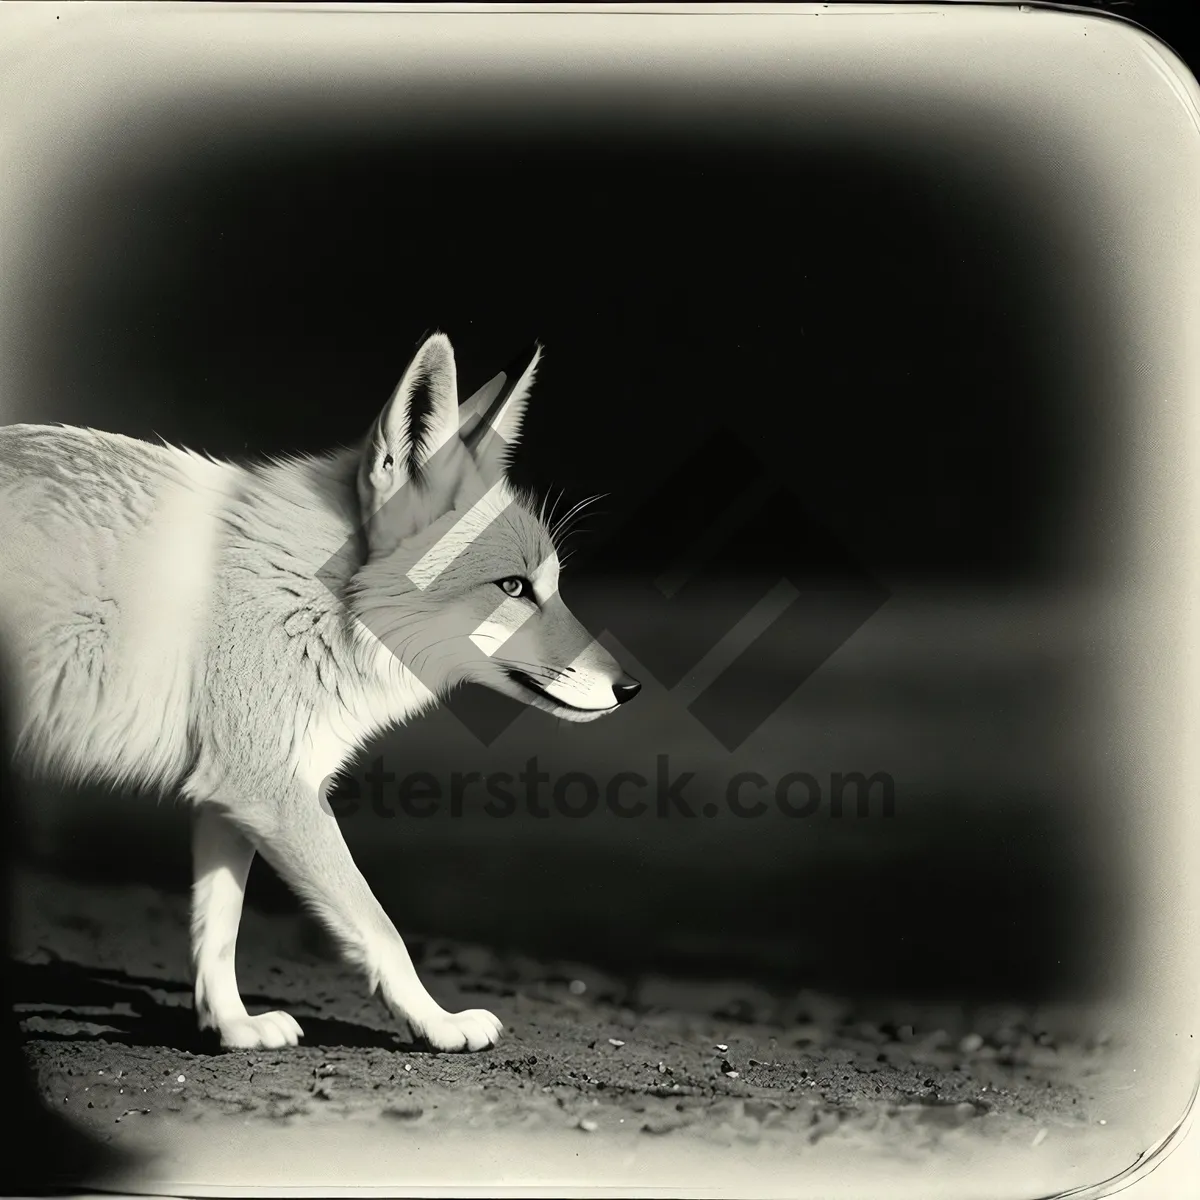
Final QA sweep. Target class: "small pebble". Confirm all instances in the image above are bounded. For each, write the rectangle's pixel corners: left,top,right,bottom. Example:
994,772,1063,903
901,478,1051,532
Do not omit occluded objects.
715,1044,729,1052
176,1075,186,1083
725,1070,740,1079
578,1118,598,1133
959,1033,985,1053
569,980,587,996
608,1038,625,1048
1032,1128,1048,1148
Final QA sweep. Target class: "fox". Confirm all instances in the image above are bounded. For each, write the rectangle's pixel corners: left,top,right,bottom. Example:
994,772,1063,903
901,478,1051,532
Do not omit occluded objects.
0,331,640,1053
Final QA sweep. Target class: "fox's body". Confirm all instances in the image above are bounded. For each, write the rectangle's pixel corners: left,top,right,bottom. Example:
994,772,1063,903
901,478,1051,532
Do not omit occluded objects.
0,334,639,1052
0,428,420,800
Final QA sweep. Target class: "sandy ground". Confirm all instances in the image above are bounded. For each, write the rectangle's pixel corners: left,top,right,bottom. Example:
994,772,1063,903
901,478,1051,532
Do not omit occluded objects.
8,867,1164,1196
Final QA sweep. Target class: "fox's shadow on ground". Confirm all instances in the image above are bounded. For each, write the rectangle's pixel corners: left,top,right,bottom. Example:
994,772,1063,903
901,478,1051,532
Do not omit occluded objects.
12,959,459,1054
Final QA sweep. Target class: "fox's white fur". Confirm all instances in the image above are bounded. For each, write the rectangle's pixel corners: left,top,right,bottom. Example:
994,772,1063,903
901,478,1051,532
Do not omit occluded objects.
0,333,639,1052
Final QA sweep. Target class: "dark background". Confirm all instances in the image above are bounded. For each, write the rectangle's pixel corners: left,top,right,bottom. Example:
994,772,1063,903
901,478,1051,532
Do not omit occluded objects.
28,126,1100,585
11,0,1191,1012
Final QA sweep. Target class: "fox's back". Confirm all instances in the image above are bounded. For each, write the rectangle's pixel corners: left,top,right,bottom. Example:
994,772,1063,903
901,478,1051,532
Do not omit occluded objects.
0,424,240,787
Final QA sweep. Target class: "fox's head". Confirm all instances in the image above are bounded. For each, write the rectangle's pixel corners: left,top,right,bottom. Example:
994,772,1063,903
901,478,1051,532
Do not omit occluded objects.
349,332,640,722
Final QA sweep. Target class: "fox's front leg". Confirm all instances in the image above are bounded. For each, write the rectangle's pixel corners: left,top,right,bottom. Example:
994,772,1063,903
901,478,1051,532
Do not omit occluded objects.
240,783,502,1053
191,804,305,1049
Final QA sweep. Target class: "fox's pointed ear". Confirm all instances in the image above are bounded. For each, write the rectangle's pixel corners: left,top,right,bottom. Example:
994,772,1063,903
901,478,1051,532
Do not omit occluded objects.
358,332,461,517
462,341,542,482
457,370,507,443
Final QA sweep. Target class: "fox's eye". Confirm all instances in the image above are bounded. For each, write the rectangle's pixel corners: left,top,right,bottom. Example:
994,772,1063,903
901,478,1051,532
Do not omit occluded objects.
497,577,530,599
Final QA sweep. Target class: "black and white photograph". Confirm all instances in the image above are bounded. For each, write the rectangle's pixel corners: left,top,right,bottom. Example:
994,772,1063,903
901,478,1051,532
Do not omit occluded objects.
1,2,1198,1196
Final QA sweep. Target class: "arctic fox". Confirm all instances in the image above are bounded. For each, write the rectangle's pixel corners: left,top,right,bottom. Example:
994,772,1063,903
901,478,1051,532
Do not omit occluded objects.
0,332,640,1052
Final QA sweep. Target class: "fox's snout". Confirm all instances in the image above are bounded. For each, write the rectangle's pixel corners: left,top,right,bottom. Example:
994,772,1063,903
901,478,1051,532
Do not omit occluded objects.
488,625,641,722
499,606,641,721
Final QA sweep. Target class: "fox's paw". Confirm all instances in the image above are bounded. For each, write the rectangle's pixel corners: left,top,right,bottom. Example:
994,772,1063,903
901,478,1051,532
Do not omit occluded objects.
216,1011,305,1050
416,1008,503,1052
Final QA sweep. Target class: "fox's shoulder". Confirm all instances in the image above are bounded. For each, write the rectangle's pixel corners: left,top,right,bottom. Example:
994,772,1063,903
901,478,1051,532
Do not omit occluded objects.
0,421,165,458
0,423,255,544
0,422,361,547
1,421,191,481
0,421,258,491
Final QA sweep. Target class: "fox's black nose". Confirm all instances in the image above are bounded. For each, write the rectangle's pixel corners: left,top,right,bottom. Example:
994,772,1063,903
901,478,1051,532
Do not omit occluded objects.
612,675,642,704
